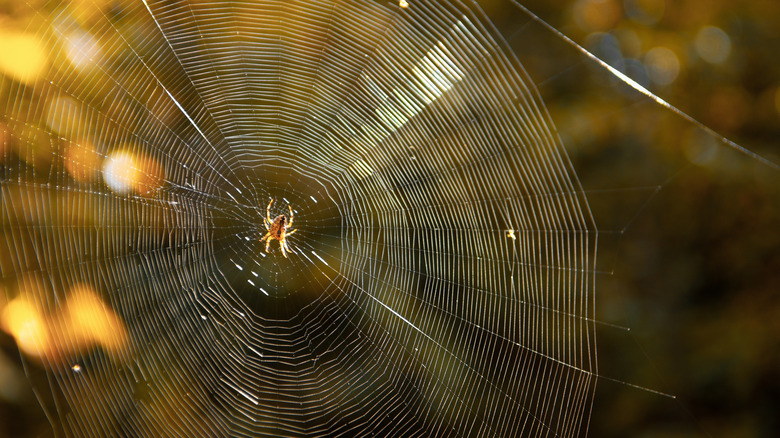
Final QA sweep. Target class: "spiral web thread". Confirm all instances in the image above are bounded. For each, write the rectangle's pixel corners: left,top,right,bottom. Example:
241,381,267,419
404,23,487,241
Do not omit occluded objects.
0,0,596,436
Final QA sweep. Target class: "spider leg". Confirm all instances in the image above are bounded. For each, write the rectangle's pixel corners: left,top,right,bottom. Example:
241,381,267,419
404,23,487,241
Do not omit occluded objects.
286,228,297,236
266,199,274,225
260,232,270,242
265,237,271,253
287,205,294,228
279,238,288,258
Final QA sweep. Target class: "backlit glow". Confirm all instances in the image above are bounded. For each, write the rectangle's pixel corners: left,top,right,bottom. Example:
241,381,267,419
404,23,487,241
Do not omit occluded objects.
0,31,48,84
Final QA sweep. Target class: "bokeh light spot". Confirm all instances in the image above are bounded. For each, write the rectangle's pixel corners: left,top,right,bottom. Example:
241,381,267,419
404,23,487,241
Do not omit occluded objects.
614,28,642,58
695,26,731,64
102,149,165,195
65,286,128,355
64,29,101,71
573,0,622,32
1,298,51,358
645,46,680,86
0,284,129,362
102,150,140,194
0,31,48,84
64,141,101,183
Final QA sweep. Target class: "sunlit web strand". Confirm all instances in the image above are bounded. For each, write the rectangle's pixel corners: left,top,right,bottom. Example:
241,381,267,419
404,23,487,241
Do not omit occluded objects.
507,0,780,172
298,254,572,438
2,0,599,436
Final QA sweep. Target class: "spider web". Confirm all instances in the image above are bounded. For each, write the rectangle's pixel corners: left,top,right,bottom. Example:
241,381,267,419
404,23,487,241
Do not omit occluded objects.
2,0,774,437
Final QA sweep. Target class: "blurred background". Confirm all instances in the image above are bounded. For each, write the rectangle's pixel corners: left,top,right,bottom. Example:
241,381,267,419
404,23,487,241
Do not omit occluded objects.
508,1,780,436
1,0,778,437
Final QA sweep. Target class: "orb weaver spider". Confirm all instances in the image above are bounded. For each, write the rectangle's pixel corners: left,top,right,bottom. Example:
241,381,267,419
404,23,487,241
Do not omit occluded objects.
260,199,297,258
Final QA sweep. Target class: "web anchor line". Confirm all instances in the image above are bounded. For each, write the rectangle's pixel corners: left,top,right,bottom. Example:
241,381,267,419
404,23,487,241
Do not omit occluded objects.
596,374,676,399
509,0,780,172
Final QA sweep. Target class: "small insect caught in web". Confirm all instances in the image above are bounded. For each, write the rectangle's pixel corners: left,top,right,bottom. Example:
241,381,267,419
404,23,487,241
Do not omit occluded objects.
260,199,297,258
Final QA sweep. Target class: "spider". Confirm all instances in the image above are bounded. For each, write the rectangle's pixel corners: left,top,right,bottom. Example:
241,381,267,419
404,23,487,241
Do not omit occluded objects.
260,199,297,258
